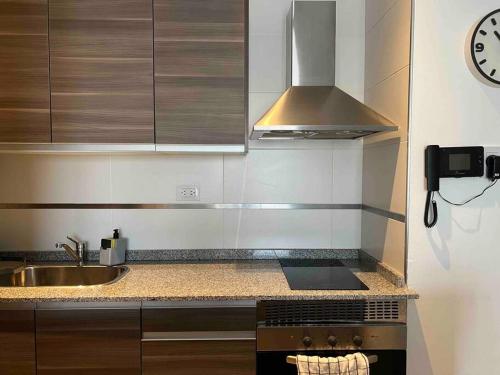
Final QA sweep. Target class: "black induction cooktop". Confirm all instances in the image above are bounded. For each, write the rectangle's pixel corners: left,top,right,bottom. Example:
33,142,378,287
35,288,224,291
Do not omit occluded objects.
279,259,369,290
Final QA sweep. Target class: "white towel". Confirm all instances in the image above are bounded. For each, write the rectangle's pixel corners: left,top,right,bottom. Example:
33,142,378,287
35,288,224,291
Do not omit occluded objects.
296,353,370,375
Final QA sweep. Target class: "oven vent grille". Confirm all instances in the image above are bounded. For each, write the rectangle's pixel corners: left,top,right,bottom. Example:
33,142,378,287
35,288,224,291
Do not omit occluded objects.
260,300,401,325
365,300,400,321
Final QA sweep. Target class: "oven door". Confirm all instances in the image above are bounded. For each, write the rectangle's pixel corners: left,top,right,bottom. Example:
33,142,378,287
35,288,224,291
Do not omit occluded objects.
257,324,406,375
257,349,406,374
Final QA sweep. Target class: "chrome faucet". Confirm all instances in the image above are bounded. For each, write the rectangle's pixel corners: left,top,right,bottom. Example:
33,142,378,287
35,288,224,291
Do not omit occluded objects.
56,236,86,266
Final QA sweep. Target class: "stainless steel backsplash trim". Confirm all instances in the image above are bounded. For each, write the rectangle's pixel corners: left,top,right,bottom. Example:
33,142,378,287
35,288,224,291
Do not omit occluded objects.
361,204,406,223
0,203,362,210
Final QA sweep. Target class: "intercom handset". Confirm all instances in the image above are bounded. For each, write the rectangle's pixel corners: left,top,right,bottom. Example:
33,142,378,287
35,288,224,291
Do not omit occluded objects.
424,145,495,228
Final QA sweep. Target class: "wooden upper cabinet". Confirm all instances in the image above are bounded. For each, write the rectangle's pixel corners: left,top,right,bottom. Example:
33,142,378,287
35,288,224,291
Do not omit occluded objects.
49,0,154,143
154,0,247,145
0,0,51,142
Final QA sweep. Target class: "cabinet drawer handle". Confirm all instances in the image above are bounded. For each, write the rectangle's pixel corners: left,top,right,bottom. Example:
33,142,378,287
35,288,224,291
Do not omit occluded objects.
142,331,256,341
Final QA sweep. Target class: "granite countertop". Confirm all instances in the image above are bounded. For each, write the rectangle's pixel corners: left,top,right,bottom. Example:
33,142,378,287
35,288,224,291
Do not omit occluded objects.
0,260,418,303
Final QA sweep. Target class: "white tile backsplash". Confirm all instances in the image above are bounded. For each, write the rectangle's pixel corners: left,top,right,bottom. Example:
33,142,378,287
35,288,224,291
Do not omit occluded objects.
335,0,365,102
110,154,223,203
249,0,291,36
332,148,363,204
332,209,361,248
112,210,223,249
361,210,405,274
363,141,407,215
0,209,112,250
0,147,363,251
223,209,332,249
365,0,399,32
0,154,111,203
364,0,411,89
223,149,334,203
249,34,287,92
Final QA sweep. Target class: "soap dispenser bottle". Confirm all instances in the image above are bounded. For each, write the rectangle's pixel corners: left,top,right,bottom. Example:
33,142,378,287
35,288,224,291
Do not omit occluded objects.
99,229,127,266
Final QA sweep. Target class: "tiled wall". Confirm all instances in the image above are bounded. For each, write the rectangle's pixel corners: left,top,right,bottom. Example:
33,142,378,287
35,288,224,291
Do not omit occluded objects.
335,0,365,102
0,143,362,251
248,0,289,130
361,0,411,274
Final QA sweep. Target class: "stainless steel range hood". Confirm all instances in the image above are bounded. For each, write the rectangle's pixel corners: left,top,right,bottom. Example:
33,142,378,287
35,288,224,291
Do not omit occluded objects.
250,0,397,141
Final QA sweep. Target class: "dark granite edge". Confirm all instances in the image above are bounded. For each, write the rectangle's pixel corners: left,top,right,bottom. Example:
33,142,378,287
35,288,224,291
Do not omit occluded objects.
0,249,360,263
0,293,418,304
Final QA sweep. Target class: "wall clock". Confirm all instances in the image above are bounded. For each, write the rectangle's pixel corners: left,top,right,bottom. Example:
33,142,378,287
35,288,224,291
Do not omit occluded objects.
466,9,500,87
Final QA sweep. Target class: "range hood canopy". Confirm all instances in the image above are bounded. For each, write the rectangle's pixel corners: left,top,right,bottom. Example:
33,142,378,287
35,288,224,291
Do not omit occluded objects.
251,0,397,141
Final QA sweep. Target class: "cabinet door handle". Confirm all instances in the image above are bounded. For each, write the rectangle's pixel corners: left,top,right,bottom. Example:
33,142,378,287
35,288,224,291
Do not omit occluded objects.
142,331,256,341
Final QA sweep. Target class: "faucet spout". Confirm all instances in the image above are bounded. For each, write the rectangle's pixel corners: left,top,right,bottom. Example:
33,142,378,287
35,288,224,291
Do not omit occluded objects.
56,243,79,262
56,236,86,266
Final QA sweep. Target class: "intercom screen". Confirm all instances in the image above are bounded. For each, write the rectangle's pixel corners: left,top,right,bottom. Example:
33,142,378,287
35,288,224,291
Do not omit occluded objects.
449,154,471,171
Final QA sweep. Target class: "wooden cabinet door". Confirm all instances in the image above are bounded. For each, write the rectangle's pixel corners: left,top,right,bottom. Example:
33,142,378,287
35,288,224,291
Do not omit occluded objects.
0,0,50,142
143,340,256,375
36,303,141,375
154,0,247,146
49,0,154,143
142,302,256,375
0,304,36,375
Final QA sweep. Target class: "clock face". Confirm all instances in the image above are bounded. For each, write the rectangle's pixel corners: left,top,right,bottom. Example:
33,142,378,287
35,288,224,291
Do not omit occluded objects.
470,9,500,86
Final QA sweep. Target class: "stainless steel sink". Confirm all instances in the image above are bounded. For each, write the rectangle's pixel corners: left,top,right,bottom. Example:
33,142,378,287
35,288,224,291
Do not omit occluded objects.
0,265,128,287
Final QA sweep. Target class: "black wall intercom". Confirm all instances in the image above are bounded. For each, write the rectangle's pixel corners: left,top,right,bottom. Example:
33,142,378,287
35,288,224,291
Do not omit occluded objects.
424,145,486,228
425,146,484,190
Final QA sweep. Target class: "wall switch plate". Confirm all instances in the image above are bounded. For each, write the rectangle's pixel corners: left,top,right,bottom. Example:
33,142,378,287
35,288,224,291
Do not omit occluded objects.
176,185,200,201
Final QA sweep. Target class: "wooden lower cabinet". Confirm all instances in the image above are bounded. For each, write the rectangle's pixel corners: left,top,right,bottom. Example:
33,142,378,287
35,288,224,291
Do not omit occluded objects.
0,305,36,375
142,340,256,375
142,302,256,375
35,303,141,375
0,302,256,375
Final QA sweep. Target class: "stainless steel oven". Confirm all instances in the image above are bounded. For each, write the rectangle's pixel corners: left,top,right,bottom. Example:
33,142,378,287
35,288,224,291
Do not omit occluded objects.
256,300,407,374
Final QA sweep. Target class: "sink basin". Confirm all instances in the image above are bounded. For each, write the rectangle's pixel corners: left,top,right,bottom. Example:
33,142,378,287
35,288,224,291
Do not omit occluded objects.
0,265,128,287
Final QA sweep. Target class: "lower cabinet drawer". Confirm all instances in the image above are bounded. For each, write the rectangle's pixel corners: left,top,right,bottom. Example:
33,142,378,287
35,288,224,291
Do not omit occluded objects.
142,301,256,333
142,340,256,375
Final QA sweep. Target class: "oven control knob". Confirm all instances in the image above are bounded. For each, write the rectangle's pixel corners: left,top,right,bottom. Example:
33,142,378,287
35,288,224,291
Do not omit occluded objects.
352,335,363,347
327,336,337,347
302,336,313,347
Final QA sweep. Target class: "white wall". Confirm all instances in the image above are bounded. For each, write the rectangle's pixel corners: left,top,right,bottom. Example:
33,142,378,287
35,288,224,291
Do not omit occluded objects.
0,0,365,252
407,1,500,374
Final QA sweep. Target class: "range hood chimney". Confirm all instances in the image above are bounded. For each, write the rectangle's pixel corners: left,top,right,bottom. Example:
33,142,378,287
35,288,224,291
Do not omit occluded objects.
250,0,397,140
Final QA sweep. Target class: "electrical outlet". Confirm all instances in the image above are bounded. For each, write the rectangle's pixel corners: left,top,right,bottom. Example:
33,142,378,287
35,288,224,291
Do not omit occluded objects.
176,185,200,201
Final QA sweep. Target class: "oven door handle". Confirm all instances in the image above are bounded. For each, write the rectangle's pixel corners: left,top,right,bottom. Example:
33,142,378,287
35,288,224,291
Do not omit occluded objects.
286,354,378,365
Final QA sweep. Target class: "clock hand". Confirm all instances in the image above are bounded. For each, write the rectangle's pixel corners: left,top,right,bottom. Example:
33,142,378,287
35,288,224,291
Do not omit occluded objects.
495,30,500,41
